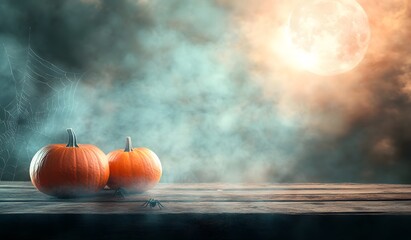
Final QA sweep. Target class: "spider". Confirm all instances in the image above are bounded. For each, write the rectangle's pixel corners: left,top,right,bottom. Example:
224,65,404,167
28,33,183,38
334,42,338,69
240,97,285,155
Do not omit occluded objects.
142,198,164,209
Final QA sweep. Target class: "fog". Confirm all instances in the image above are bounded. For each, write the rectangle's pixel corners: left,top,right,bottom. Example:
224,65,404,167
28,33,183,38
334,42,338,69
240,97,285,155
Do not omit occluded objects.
0,0,410,183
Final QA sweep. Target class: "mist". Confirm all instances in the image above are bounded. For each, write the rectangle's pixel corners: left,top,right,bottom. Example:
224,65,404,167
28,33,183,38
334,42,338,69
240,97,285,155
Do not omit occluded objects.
0,0,410,183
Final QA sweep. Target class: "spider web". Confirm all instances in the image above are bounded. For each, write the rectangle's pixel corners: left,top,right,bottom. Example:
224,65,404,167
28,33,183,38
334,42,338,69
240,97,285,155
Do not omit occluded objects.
0,42,81,181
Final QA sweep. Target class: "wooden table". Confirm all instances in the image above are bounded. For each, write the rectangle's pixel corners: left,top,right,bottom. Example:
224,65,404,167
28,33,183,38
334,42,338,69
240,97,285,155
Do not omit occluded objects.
1,182,411,239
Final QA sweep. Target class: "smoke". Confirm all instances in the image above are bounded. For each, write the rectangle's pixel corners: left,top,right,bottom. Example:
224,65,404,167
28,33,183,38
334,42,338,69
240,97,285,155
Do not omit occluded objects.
0,0,410,183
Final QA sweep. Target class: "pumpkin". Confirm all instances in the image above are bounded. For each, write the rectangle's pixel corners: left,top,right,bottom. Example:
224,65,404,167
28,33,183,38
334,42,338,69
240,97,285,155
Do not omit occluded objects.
29,128,109,197
107,137,162,192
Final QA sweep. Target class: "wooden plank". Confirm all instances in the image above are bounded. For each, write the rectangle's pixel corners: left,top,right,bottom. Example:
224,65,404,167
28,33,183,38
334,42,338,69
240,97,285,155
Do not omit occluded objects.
3,183,411,194
1,201,411,214
2,182,411,239
5,187,411,195
2,181,411,190
2,182,411,215
1,189,411,202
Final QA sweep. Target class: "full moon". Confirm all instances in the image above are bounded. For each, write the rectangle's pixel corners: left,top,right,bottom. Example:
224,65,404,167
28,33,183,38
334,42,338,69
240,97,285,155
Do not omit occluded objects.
286,0,371,76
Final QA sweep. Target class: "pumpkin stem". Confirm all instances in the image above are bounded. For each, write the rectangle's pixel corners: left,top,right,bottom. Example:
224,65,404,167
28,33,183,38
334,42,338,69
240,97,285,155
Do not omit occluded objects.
124,137,133,152
66,128,79,148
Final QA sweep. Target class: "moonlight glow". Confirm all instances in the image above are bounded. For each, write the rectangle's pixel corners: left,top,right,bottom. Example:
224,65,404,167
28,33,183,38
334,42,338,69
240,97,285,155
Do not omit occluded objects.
287,0,371,76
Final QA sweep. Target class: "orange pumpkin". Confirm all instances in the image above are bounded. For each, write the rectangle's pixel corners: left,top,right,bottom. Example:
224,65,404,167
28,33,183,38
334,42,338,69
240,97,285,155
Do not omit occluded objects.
107,137,162,192
29,128,109,197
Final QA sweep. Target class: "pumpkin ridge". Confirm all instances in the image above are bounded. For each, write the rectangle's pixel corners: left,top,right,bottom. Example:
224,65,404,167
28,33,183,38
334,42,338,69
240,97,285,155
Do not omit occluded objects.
141,148,160,178
108,150,123,189
94,146,107,190
139,149,151,177
37,147,50,192
126,152,132,186
76,146,82,189
30,146,47,191
82,147,90,191
41,146,60,195
88,149,98,191
60,147,69,192
93,148,100,190
45,146,60,194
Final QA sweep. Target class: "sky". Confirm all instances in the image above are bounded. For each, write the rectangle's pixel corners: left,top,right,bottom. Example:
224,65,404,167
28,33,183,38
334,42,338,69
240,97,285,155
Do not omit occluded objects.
0,0,410,183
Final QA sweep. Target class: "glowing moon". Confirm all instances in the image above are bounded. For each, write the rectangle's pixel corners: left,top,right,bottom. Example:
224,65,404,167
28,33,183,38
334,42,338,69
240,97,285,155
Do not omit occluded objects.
286,0,370,76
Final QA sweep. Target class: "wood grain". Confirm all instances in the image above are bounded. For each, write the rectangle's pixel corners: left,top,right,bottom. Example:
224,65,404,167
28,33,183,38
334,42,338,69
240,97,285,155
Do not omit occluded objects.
1,182,411,215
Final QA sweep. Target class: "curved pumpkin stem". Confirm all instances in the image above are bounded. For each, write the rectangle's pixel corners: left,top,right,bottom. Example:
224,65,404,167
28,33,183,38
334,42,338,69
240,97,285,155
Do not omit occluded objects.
66,128,79,148
124,137,133,152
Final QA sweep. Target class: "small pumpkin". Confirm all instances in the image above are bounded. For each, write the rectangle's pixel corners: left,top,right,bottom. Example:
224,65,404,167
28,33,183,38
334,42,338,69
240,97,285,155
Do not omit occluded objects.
29,128,109,197
107,137,162,192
